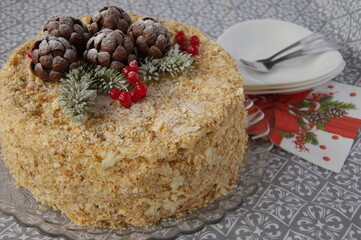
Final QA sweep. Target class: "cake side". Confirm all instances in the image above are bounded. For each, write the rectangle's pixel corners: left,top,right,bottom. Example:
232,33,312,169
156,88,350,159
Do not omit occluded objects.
0,14,248,227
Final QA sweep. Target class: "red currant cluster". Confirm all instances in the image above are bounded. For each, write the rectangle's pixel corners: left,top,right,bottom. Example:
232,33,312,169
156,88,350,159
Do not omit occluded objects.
292,131,309,152
174,31,200,56
109,60,148,108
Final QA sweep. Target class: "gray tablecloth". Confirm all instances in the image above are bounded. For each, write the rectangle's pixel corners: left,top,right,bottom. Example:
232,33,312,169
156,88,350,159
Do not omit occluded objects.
1,0,361,239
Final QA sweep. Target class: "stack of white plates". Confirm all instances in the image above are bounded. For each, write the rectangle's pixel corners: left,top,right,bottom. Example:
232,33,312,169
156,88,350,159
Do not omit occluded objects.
217,19,345,95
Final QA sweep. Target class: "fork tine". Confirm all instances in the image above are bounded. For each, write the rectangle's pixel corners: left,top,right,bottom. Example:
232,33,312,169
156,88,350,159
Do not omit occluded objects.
239,59,270,72
240,59,256,67
265,33,324,61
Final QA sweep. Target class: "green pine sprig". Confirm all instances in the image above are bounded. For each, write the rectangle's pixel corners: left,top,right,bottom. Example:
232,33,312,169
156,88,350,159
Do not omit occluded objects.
139,44,194,82
318,95,356,111
59,62,129,123
91,66,128,94
59,70,97,123
139,58,161,82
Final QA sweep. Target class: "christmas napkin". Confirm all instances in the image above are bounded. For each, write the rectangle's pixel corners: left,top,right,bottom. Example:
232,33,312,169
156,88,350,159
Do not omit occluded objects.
247,81,361,173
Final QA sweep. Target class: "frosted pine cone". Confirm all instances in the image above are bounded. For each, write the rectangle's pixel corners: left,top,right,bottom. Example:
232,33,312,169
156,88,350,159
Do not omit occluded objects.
30,35,78,81
43,16,91,54
128,17,171,59
90,6,132,34
83,28,138,72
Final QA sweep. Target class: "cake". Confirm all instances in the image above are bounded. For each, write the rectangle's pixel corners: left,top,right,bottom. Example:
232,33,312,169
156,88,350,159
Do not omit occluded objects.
0,10,248,228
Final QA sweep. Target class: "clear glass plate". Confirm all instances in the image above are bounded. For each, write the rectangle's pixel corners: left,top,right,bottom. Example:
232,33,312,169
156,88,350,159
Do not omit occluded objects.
0,97,273,240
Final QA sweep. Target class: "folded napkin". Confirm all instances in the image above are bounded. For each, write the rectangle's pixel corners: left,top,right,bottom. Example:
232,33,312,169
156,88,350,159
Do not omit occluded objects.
248,81,361,173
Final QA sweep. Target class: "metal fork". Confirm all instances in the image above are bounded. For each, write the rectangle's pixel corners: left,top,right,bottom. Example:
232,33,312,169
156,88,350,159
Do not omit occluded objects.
239,33,343,72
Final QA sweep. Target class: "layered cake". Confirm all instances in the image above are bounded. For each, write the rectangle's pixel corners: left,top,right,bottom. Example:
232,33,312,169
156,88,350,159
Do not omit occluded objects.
0,6,247,228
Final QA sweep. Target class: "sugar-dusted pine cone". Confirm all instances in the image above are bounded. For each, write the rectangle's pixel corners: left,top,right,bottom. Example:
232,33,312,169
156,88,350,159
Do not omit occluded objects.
83,28,138,72
308,111,330,124
43,16,91,54
90,6,132,35
127,17,171,59
327,106,347,119
30,35,78,81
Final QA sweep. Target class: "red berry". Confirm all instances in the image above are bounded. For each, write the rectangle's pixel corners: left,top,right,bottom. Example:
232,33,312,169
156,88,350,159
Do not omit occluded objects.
134,82,148,98
130,90,142,103
127,71,139,83
180,42,191,51
175,31,185,38
109,88,121,100
175,34,187,44
129,60,139,72
186,45,199,56
190,35,200,46
27,51,32,59
119,91,132,108
122,66,132,77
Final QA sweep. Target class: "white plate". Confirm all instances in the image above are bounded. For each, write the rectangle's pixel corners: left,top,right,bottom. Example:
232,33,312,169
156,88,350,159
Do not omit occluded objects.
217,19,345,88
245,68,343,95
245,60,345,91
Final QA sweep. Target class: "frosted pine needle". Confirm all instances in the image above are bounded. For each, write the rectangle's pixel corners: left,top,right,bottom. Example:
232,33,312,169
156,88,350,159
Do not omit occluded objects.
59,71,97,123
59,62,128,123
139,44,194,82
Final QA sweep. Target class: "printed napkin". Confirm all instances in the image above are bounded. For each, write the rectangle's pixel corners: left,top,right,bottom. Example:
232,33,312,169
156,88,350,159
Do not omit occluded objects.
247,81,361,173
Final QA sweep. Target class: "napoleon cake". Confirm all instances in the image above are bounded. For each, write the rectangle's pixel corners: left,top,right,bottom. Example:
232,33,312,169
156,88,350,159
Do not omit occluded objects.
0,6,248,228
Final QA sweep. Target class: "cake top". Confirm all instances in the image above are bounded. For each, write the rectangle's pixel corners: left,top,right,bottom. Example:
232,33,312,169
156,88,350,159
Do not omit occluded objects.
0,9,244,164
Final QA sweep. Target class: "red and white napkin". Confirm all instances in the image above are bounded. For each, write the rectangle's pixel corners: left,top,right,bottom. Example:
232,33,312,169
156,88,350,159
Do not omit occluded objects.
248,81,361,173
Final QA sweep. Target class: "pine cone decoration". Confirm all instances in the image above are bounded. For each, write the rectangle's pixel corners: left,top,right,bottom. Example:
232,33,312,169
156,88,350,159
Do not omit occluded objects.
43,16,91,54
90,6,131,34
308,111,330,124
327,106,347,119
128,17,171,59
83,28,138,72
30,35,78,81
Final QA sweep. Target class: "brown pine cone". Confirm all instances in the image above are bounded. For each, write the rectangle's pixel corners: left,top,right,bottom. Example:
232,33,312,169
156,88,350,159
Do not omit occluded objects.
327,106,347,119
308,111,330,124
83,28,138,72
90,6,131,35
30,35,78,81
43,16,91,54
127,17,171,59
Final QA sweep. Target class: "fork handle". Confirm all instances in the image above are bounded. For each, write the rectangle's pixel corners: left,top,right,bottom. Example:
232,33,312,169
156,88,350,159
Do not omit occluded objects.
268,41,342,67
263,33,324,61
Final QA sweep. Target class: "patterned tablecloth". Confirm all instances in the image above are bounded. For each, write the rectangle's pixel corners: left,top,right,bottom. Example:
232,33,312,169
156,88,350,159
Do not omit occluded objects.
1,0,361,239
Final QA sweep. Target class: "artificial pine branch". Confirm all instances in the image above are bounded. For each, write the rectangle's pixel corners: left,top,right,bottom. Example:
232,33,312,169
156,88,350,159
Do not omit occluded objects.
59,71,97,123
91,65,128,94
138,57,160,82
139,44,194,82
158,44,194,77
59,62,128,123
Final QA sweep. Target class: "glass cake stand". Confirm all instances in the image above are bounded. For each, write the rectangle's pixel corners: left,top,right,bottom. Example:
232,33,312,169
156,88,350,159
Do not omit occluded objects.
0,97,273,240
